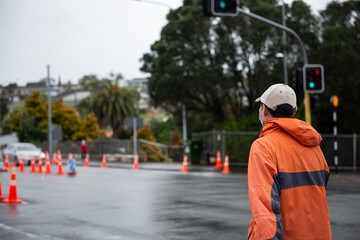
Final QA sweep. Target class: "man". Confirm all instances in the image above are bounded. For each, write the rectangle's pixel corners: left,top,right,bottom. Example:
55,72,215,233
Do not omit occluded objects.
80,139,87,160
247,84,331,239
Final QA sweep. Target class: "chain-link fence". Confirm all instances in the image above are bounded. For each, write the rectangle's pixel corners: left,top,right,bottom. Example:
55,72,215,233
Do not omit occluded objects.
191,130,359,170
33,138,185,163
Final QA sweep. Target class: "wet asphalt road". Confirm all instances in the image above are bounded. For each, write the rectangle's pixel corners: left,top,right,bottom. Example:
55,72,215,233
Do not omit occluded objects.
0,165,359,240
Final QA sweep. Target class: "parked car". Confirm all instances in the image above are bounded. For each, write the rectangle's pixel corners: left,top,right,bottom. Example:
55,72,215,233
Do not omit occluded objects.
2,143,45,165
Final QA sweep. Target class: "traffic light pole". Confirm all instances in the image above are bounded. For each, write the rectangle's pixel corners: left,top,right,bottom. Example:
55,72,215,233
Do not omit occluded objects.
236,8,312,124
47,65,53,159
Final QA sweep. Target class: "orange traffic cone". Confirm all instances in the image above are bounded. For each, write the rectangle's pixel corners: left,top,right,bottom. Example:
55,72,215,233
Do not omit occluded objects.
12,162,16,171
3,172,23,204
180,155,188,173
0,172,6,200
44,157,52,174
52,153,57,165
214,150,223,168
222,155,230,174
57,150,62,161
56,158,64,175
68,152,73,160
144,153,148,162
4,153,10,170
18,154,25,172
38,157,43,173
132,154,139,170
101,153,107,168
83,153,89,167
30,156,36,173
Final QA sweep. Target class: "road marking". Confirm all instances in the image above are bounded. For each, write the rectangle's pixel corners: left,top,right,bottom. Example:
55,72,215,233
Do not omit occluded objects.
0,222,65,240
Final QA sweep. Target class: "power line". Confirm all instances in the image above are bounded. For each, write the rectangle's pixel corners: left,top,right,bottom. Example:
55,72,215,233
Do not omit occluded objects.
128,0,173,9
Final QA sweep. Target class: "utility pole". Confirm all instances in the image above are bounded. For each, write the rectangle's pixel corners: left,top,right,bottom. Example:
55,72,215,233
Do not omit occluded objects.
182,104,188,150
282,1,288,85
133,117,137,159
47,65,53,158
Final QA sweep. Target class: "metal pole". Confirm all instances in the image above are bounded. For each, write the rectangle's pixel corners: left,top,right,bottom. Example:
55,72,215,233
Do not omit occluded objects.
221,130,226,162
282,1,288,85
354,133,357,171
47,65,52,158
333,107,338,174
237,7,311,125
165,146,168,163
0,96,1,131
182,104,188,148
133,118,137,159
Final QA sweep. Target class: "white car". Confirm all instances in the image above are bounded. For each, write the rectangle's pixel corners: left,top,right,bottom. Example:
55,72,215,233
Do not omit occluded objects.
3,143,45,166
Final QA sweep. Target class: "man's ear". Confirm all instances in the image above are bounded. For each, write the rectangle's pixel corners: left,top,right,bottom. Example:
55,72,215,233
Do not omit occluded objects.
263,106,269,116
291,107,298,117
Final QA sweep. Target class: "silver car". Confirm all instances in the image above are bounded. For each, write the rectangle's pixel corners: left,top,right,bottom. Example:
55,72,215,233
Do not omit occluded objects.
3,143,45,166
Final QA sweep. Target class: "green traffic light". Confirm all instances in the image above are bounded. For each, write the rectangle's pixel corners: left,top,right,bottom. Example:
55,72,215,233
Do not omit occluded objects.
309,82,315,89
219,1,226,9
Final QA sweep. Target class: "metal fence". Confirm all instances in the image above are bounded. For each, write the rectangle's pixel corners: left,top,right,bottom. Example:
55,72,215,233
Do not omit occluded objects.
191,130,359,170
33,138,185,163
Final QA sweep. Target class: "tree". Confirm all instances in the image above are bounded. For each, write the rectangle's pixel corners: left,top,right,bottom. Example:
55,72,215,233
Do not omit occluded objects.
72,112,105,140
23,91,48,133
141,0,319,132
52,98,103,140
137,124,167,162
9,104,45,142
0,98,8,125
91,79,139,138
51,99,81,141
8,91,103,141
315,0,360,133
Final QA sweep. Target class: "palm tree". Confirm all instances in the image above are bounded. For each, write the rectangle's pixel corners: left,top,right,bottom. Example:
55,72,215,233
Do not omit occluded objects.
92,79,139,138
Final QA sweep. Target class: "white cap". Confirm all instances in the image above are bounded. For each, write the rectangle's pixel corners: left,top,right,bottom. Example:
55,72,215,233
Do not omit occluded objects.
255,84,297,111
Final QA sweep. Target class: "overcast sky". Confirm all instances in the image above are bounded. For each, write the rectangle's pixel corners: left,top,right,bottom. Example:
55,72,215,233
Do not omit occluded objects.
0,0,338,86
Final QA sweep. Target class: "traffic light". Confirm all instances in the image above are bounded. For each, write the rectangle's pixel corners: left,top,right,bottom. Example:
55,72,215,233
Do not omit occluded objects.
303,64,325,93
292,67,303,94
310,95,321,113
203,0,238,17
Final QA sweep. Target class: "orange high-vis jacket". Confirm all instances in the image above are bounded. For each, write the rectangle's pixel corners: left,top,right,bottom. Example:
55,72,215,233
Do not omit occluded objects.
247,118,331,240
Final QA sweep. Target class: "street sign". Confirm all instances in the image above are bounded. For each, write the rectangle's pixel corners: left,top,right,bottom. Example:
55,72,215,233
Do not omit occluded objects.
126,117,144,128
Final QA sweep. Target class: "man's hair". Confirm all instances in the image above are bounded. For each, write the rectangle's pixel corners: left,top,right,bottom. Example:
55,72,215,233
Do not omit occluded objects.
264,104,296,118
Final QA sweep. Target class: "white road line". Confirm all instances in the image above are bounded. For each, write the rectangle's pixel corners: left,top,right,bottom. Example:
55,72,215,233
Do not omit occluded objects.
0,222,65,240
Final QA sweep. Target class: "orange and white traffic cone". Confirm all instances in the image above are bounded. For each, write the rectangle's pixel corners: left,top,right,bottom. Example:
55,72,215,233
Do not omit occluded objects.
30,156,36,173
57,150,62,162
3,172,23,204
214,150,223,169
52,153,57,165
101,153,107,168
68,152,73,160
56,158,64,175
44,157,52,174
12,162,16,171
132,154,139,170
18,154,25,172
180,155,188,173
38,157,43,173
83,153,89,167
4,153,10,170
222,155,230,174
0,172,6,200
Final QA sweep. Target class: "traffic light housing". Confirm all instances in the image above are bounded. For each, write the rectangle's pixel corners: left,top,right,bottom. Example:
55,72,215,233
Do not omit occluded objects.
303,64,325,93
203,0,238,17
293,67,303,94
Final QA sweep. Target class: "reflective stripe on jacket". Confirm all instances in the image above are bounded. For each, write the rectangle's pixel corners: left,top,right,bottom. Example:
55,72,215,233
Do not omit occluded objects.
247,118,331,240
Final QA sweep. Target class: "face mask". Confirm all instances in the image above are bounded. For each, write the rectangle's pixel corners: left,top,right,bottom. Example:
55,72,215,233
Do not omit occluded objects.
259,113,264,127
